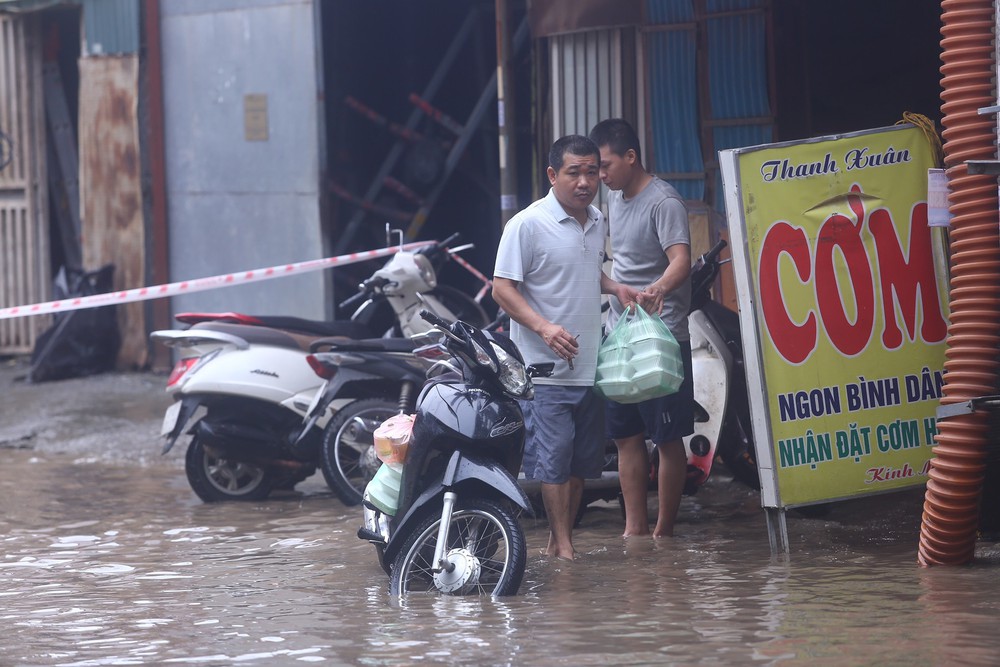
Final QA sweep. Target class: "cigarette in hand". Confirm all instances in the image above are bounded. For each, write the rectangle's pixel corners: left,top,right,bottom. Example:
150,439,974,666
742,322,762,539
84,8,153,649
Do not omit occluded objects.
568,334,579,370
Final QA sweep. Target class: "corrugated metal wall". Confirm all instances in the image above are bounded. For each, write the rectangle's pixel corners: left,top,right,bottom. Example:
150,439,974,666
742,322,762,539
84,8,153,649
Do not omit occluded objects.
548,28,634,211
80,0,139,55
645,0,773,210
0,13,50,354
550,29,628,140
705,2,772,210
645,24,704,200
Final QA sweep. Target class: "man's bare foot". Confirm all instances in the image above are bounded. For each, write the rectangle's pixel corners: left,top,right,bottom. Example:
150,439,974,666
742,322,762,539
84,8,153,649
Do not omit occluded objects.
542,536,576,559
622,529,650,538
651,528,674,538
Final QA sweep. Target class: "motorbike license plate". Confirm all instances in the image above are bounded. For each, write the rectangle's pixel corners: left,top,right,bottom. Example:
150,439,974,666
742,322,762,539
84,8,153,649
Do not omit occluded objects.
160,401,183,436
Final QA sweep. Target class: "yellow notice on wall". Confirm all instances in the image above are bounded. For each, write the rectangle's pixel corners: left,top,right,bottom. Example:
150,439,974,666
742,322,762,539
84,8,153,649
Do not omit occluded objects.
244,94,269,142
720,124,948,507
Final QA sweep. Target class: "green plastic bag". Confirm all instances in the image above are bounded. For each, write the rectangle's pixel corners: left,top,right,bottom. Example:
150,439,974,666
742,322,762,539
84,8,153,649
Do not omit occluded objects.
594,304,684,404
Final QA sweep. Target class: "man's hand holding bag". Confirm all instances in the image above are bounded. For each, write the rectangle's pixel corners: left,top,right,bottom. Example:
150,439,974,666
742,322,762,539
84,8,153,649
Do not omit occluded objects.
594,304,684,404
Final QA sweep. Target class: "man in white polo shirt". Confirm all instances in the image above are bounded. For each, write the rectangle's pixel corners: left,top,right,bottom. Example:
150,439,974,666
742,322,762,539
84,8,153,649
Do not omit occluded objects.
493,135,638,560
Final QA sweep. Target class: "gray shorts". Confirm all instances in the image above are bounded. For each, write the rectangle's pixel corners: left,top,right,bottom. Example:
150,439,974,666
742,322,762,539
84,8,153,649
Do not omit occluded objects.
520,385,605,484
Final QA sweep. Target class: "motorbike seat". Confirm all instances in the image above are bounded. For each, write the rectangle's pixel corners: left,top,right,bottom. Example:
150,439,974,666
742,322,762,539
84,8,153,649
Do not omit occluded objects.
178,312,372,339
310,337,417,354
241,316,373,338
190,321,330,352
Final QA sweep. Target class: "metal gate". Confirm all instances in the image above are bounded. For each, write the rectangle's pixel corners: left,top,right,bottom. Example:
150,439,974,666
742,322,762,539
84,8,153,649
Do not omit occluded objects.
0,13,49,354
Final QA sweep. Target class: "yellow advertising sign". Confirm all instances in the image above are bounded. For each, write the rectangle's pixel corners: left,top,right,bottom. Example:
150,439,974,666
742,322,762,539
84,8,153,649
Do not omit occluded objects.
720,125,948,507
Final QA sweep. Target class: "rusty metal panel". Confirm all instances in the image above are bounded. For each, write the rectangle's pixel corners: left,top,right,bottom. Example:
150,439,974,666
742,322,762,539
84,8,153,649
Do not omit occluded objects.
0,13,51,354
78,54,145,368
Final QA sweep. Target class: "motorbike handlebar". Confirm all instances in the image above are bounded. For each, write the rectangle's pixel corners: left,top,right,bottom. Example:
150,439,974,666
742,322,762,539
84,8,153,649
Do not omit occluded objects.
338,290,368,311
339,276,391,312
419,309,451,329
439,232,461,248
419,232,462,261
703,239,728,265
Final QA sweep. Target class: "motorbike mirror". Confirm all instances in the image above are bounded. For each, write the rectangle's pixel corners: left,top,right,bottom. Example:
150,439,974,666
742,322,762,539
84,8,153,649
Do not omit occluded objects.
527,362,555,378
385,223,404,249
439,231,462,248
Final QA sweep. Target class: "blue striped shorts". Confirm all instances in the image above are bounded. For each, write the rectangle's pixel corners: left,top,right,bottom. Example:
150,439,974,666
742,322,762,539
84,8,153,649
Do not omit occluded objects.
520,385,605,484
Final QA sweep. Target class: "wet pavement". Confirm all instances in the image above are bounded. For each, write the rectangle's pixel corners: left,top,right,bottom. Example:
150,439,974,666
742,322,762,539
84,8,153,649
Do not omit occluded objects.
2,355,1000,666
0,357,173,467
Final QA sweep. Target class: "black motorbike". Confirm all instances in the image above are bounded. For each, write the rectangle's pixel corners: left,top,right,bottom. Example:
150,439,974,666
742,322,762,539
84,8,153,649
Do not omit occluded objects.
358,310,552,597
298,336,432,505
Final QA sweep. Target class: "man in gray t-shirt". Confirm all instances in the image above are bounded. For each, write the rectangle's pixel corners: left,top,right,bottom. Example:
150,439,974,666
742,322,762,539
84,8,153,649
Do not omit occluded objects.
590,118,695,540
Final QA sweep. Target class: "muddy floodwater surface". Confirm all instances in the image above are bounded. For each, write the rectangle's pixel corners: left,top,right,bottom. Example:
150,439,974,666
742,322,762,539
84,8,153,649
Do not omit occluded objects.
1,361,999,666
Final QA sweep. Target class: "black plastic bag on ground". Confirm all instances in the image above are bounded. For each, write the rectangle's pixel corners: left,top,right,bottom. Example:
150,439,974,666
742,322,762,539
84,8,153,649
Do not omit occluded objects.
28,264,121,383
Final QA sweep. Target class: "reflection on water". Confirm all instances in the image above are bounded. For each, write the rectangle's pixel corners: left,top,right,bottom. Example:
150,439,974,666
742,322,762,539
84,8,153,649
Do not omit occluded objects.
1,449,998,666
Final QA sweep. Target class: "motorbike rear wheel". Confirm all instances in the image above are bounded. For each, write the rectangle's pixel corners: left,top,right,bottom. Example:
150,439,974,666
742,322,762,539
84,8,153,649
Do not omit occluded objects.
320,398,400,505
389,498,526,597
184,435,274,502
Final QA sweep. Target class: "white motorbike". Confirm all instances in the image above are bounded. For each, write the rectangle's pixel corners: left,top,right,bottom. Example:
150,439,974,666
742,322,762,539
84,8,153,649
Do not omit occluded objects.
151,231,490,502
681,240,758,494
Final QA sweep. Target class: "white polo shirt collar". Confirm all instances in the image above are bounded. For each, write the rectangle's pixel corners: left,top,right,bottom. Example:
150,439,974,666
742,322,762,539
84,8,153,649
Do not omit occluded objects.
539,189,600,233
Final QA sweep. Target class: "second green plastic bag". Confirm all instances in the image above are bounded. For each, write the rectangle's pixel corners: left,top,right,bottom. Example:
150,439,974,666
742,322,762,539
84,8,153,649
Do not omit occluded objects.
594,304,684,404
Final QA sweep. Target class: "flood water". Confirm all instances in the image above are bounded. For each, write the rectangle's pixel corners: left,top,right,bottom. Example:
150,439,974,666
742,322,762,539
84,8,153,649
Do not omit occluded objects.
2,444,999,667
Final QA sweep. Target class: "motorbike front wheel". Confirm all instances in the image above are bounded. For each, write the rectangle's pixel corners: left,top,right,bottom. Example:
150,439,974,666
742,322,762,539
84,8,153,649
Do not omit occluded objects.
184,435,274,502
389,498,526,598
320,398,400,505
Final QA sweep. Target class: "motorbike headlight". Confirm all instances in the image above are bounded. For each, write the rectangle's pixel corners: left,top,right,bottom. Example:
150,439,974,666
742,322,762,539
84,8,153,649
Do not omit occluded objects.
471,338,496,371
413,253,437,289
491,341,530,397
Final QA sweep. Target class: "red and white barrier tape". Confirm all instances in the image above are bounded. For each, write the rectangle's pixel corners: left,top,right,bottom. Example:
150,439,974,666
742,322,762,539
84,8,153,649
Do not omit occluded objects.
448,249,493,302
0,242,432,321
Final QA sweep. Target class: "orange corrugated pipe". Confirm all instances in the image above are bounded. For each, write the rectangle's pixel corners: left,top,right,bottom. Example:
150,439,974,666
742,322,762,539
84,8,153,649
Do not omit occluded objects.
918,0,1000,566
